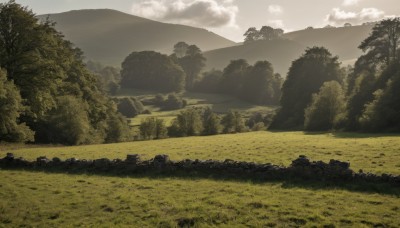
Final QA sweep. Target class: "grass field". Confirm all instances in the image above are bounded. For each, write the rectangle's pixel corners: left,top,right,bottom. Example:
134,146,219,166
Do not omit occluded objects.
1,131,400,227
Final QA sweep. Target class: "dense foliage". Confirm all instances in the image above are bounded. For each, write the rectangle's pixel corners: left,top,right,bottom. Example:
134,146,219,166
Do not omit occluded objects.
244,26,284,44
172,42,206,91
270,47,344,130
121,51,185,92
0,1,130,144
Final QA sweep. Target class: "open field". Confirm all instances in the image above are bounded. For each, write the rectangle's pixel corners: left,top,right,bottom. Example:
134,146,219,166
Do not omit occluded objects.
2,131,400,175
0,170,399,227
1,131,400,227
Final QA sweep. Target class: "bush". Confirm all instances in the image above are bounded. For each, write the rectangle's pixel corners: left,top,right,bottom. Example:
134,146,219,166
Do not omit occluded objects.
221,111,246,133
117,97,144,118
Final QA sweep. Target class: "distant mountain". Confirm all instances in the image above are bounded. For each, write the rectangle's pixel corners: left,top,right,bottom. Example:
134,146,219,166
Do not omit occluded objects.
204,24,374,75
38,9,236,66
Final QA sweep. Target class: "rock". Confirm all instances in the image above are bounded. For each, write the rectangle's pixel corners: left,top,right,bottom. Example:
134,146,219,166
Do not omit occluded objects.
126,154,141,164
291,156,310,167
329,159,350,169
5,153,14,161
52,157,62,163
153,154,170,169
94,158,111,169
36,156,50,166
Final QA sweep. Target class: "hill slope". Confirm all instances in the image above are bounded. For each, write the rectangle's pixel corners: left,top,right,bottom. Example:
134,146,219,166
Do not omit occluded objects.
204,39,306,75
204,24,374,75
38,9,235,66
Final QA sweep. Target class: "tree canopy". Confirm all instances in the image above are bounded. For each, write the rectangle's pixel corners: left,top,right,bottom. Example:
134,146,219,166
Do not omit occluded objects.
270,47,344,130
0,1,131,144
121,51,185,92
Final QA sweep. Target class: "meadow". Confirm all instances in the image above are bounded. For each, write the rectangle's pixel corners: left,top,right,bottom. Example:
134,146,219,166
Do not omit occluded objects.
1,131,400,227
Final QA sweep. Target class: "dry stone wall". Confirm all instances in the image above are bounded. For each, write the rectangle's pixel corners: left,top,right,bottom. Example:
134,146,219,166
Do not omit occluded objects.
1,153,399,186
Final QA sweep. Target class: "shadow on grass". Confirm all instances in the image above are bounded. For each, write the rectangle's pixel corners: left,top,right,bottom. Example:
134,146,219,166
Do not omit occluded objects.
279,130,400,139
1,166,399,197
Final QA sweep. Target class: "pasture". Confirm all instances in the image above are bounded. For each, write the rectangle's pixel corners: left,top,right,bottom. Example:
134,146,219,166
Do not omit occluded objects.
1,131,400,227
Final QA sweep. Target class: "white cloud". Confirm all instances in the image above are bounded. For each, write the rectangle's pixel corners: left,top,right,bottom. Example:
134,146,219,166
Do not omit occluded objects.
268,5,283,15
342,0,362,6
326,7,387,26
132,0,238,28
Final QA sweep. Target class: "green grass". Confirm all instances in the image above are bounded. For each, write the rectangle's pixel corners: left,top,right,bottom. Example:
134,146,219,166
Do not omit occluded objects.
3,131,400,175
0,170,399,227
1,131,400,227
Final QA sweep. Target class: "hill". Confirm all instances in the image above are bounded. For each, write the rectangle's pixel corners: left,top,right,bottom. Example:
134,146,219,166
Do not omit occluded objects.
204,24,374,75
38,9,236,66
204,39,306,75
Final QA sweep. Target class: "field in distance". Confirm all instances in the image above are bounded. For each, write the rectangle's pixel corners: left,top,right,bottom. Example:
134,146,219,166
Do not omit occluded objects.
1,131,400,227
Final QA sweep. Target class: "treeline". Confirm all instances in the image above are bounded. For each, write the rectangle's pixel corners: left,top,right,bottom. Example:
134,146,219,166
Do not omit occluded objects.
0,1,131,144
270,18,400,132
194,60,283,105
120,44,282,106
138,108,271,140
243,26,284,44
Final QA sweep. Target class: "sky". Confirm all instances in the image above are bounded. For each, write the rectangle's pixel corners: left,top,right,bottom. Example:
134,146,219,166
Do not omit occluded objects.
2,0,399,42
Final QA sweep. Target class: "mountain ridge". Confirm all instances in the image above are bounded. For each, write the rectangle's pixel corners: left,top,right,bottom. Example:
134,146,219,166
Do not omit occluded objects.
38,9,236,66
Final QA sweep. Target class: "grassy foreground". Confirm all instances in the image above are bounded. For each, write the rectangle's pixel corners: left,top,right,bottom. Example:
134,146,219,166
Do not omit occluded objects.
1,131,400,227
0,170,399,227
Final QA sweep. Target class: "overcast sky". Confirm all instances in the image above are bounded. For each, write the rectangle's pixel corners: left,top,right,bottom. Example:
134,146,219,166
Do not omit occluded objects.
2,0,399,41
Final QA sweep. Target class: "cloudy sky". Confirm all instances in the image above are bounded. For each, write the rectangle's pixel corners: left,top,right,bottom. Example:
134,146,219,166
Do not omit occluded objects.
2,0,398,41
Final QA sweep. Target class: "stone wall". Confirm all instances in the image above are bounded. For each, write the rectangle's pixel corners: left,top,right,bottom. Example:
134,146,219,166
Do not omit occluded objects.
1,153,399,186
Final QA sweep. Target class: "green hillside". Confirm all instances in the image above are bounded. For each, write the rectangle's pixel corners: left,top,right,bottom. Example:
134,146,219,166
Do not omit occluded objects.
204,24,374,75
38,9,236,66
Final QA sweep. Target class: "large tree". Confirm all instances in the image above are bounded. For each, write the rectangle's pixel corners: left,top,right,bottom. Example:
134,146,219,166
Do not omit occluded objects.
270,47,344,130
121,51,185,92
359,18,400,66
178,45,206,90
0,1,131,144
346,18,400,130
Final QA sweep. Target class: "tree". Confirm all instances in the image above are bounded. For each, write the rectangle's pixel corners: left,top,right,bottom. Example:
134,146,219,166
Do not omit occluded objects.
304,81,347,131
162,93,187,110
43,96,91,145
0,69,34,142
140,117,168,140
168,108,203,137
221,111,246,133
244,27,259,44
117,97,143,118
241,61,282,105
178,45,206,90
359,18,400,66
86,61,121,95
121,51,185,92
173,41,189,58
202,108,220,135
359,63,400,132
346,18,400,130
193,69,223,93
270,47,344,130
220,59,249,96
0,1,131,144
